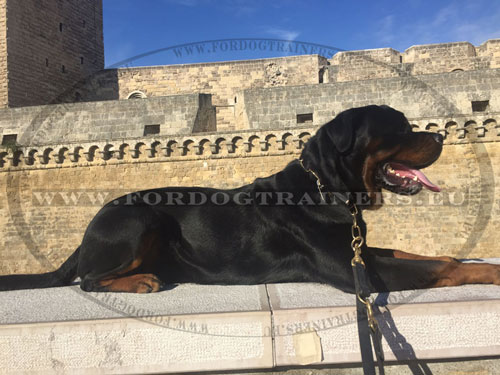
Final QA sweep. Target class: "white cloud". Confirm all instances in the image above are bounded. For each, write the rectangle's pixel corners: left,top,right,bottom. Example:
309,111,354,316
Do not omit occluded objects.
374,2,500,50
165,0,210,6
265,27,300,41
376,15,395,45
165,0,257,16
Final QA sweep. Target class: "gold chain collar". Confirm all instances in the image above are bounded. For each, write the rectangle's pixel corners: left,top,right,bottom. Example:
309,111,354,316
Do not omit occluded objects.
298,158,327,202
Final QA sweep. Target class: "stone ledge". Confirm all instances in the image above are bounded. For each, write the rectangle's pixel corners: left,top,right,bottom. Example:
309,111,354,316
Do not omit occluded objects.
0,259,499,374
1,111,499,171
0,128,314,171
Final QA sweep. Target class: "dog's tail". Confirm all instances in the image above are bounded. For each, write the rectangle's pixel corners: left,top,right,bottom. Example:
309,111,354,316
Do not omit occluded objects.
0,247,80,291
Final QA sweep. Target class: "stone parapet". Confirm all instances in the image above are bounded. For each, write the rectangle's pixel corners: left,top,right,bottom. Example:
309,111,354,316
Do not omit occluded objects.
1,113,499,171
0,93,215,146
241,69,500,130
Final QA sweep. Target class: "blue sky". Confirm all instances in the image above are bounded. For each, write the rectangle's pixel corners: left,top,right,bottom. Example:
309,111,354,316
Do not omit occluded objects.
104,0,500,68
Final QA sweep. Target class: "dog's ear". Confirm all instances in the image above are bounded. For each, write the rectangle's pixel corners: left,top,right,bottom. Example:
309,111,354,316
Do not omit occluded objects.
327,109,356,154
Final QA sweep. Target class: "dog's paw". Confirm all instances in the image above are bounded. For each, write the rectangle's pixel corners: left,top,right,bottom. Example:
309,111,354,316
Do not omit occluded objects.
134,274,163,293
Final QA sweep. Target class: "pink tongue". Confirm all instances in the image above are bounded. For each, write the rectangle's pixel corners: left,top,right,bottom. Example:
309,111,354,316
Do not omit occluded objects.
390,162,441,192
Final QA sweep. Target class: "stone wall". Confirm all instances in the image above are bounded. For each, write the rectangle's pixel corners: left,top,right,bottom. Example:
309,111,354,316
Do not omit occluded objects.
328,48,403,82
2,0,104,108
477,39,500,68
328,39,500,82
50,39,499,133
88,55,326,131
0,114,499,274
3,68,497,146
0,0,7,108
0,93,215,146
240,69,500,130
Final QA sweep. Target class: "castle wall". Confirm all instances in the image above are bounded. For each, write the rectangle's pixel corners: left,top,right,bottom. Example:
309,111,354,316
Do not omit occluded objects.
73,40,500,132
3,68,497,146
0,0,7,108
0,118,499,275
4,0,104,108
0,94,215,146
328,48,403,82
328,40,499,82
403,41,476,62
241,69,500,129
477,39,500,68
90,55,326,131
88,39,500,109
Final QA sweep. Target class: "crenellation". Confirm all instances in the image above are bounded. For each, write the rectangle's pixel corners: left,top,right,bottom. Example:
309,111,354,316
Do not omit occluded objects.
403,41,477,62
1,114,498,172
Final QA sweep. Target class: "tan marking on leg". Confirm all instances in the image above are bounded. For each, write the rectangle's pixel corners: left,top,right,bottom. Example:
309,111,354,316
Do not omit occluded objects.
368,247,457,262
391,250,457,263
115,257,143,276
431,262,500,287
98,273,162,293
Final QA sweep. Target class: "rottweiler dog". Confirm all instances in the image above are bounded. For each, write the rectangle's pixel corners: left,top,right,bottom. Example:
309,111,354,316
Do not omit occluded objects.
1,105,499,293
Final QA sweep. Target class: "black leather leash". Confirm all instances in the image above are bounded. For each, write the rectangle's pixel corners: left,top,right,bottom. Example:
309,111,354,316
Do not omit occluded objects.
348,199,385,375
298,159,385,374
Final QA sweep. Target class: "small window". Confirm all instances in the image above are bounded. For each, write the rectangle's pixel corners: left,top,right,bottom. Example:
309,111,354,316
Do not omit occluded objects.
2,134,17,146
75,92,82,102
82,20,86,28
297,113,313,124
319,69,324,83
59,23,63,32
127,91,147,99
62,65,66,73
80,57,84,65
472,100,489,112
45,58,49,67
144,125,160,136
399,56,403,63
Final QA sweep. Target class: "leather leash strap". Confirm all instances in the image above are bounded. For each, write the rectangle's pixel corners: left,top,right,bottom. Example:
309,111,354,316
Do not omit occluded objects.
348,199,385,375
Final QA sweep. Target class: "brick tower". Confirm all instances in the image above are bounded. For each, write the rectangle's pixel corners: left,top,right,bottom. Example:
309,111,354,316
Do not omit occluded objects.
0,0,104,108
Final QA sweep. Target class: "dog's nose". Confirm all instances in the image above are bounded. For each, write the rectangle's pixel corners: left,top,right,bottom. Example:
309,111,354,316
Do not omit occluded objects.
432,133,443,144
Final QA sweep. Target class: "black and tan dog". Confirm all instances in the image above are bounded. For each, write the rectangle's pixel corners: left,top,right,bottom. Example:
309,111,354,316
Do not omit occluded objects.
1,105,499,293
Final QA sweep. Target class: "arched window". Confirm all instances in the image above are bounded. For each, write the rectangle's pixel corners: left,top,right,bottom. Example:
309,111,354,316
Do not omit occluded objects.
127,90,147,99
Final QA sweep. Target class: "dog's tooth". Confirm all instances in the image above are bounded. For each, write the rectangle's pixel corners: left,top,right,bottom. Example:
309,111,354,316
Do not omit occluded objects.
395,173,400,177
413,176,418,181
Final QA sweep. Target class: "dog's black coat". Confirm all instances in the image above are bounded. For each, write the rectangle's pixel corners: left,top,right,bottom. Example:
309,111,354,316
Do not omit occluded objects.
0,105,450,293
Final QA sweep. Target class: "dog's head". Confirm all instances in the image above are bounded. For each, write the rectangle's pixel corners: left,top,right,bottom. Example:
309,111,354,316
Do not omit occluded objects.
300,105,443,209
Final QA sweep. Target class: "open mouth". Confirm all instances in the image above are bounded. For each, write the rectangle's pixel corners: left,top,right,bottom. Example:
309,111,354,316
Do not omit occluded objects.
375,162,441,195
